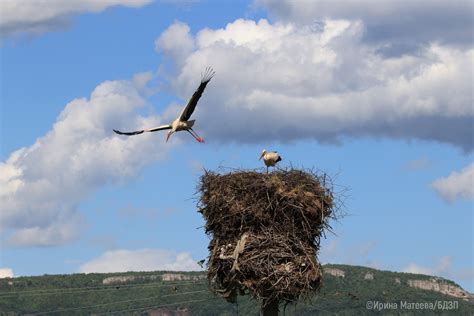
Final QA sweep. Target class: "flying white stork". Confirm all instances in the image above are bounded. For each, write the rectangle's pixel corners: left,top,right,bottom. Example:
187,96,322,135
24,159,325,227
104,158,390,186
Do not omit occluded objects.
113,67,215,143
259,149,282,173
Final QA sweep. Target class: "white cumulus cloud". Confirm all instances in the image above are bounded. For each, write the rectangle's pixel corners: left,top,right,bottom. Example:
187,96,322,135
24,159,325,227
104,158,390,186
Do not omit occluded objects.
155,21,195,67
432,163,474,203
79,248,201,273
156,18,473,150
0,76,171,247
403,256,474,286
256,0,473,54
404,256,453,276
0,0,153,38
0,268,14,278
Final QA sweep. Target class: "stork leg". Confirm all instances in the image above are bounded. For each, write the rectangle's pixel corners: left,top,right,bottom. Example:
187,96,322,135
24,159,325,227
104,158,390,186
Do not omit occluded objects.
187,129,205,143
190,128,205,143
188,128,204,143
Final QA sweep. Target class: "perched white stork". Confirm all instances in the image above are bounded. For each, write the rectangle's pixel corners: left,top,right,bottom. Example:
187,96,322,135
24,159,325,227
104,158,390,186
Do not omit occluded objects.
113,67,215,143
259,149,282,173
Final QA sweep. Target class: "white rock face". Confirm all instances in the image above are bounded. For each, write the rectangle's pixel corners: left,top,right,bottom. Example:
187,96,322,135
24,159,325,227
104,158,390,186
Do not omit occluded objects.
364,272,374,280
102,273,206,284
102,276,136,284
161,273,206,282
407,278,471,300
102,274,160,285
394,277,401,284
324,268,345,278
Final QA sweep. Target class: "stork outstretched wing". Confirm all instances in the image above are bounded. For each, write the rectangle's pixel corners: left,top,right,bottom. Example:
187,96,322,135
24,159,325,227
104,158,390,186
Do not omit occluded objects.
113,124,172,136
179,67,215,121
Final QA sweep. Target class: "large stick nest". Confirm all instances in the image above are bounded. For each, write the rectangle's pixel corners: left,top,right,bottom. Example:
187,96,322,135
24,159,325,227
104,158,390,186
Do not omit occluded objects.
198,168,338,305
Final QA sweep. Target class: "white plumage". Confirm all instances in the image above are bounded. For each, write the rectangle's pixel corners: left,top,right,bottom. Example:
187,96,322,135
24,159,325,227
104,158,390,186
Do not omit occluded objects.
113,67,215,143
259,149,282,173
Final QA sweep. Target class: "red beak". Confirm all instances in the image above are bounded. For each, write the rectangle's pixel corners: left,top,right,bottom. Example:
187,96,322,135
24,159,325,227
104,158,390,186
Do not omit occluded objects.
259,153,264,160
166,132,171,142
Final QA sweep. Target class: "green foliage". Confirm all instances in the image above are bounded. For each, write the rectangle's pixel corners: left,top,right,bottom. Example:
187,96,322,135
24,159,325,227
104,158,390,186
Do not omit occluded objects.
0,265,471,315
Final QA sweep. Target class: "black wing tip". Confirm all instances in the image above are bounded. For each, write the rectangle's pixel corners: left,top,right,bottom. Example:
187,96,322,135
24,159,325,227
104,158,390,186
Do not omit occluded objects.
113,129,143,136
201,66,216,83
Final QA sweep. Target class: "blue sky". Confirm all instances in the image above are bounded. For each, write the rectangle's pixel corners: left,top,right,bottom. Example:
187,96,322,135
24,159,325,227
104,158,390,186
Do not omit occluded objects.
1,0,473,292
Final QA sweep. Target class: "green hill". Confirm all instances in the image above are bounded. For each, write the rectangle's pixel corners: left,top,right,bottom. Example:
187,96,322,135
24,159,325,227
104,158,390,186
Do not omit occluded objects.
0,264,472,315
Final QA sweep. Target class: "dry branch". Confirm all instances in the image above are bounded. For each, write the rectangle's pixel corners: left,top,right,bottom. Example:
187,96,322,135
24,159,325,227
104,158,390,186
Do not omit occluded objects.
198,168,338,305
